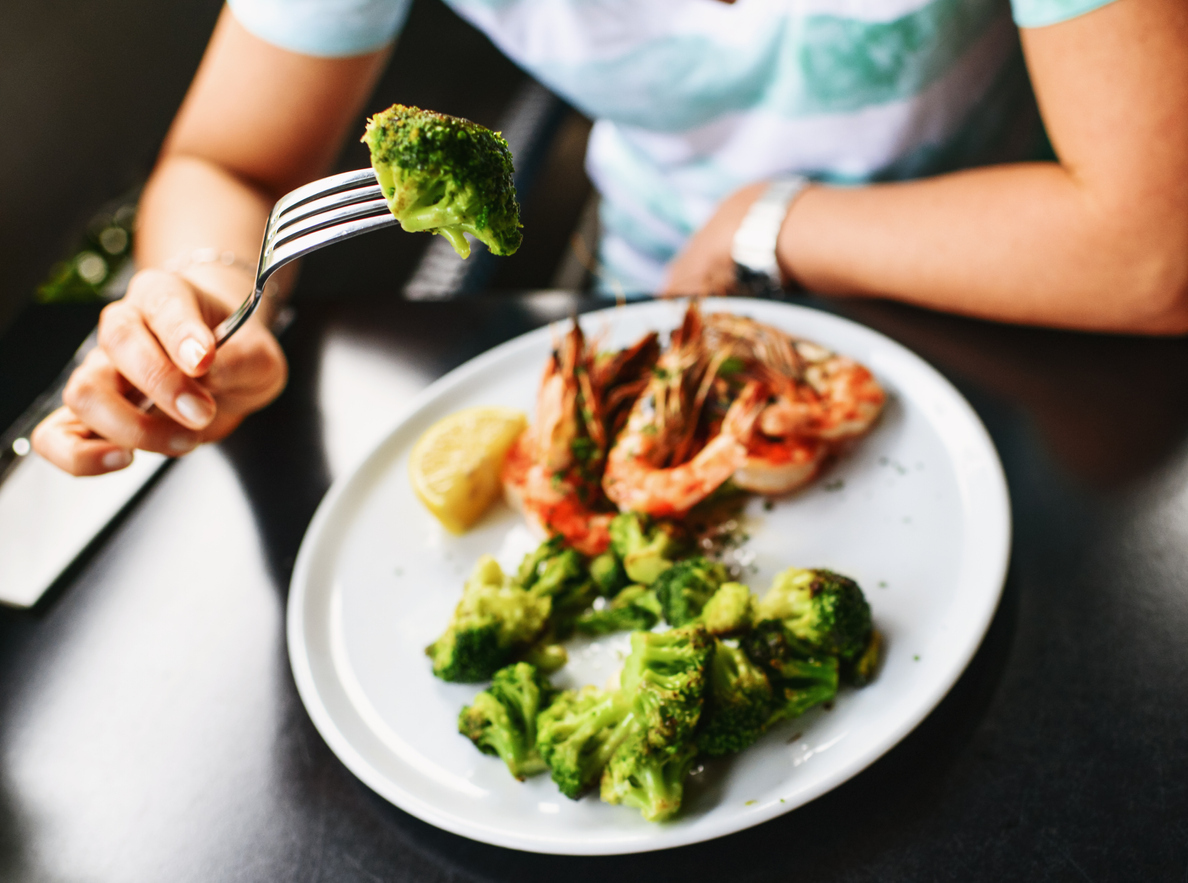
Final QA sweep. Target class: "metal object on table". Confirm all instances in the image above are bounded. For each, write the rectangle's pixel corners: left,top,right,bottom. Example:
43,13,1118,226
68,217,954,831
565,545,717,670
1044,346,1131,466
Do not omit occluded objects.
0,330,98,490
0,328,171,609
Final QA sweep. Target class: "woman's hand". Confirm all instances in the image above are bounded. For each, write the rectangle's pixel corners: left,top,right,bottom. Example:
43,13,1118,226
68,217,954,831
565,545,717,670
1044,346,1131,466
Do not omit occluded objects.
659,181,768,297
31,268,287,476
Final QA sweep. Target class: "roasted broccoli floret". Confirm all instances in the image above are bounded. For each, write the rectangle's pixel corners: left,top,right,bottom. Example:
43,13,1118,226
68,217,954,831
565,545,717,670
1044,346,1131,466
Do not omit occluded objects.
589,550,629,597
518,636,569,673
536,686,636,799
426,556,550,682
575,585,662,635
618,624,712,750
757,568,872,664
608,512,686,585
696,639,773,756
653,557,730,627
458,662,555,780
599,626,711,822
514,537,558,588
515,537,598,634
600,732,699,822
742,620,839,723
846,628,883,687
700,581,756,636
535,624,710,817
364,104,522,258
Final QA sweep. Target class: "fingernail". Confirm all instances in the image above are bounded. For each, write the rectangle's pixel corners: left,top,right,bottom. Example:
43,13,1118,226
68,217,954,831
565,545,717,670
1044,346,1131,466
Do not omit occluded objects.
178,337,208,372
175,393,214,427
169,435,199,454
102,449,132,470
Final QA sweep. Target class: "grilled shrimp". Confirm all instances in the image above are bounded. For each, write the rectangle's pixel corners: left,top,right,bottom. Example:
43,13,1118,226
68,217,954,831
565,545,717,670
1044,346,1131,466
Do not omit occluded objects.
732,433,829,495
603,303,768,515
700,311,883,494
604,378,766,515
703,313,885,442
503,432,615,554
756,347,884,441
502,319,659,554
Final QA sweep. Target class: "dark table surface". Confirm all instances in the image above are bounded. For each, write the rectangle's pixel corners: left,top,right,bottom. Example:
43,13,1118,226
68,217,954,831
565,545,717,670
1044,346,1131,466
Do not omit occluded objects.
2,290,1187,882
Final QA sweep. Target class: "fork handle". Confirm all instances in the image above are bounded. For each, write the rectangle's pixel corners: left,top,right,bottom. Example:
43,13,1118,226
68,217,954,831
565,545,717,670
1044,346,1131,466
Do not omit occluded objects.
213,282,266,347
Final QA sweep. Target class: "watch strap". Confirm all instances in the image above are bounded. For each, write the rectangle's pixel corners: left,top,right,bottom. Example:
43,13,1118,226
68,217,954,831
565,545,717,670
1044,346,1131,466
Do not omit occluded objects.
731,175,810,291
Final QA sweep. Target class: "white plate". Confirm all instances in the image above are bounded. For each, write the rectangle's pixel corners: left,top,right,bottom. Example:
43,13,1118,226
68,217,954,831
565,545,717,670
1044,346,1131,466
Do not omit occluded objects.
287,298,1010,855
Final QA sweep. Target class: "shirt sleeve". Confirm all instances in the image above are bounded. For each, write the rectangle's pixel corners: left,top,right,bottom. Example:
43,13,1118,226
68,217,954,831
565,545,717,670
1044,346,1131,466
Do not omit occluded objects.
1010,0,1118,29
227,0,412,57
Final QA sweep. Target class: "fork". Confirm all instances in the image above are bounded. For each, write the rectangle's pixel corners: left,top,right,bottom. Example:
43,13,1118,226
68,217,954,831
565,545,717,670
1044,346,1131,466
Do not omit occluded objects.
214,167,397,345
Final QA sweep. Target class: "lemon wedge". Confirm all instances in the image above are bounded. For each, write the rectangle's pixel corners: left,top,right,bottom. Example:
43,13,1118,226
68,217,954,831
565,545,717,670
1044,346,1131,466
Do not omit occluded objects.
409,406,528,533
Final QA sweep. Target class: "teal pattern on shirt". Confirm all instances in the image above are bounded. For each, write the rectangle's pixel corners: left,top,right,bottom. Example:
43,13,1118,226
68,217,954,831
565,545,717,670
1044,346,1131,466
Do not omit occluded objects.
797,0,1002,114
454,0,1004,132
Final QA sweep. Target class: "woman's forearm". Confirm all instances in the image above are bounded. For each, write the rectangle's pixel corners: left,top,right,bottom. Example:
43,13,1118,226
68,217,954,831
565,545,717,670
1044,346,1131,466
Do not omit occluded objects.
781,161,1188,335
781,0,1188,336
135,154,277,318
132,8,391,324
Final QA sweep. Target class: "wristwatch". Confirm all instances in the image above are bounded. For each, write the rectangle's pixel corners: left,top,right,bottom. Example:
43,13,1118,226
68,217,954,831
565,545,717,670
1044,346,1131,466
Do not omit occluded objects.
731,175,810,295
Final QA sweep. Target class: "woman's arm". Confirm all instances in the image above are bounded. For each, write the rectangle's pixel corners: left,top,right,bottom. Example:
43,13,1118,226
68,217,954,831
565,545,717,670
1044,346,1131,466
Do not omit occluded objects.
33,8,389,475
139,7,389,303
664,0,1188,335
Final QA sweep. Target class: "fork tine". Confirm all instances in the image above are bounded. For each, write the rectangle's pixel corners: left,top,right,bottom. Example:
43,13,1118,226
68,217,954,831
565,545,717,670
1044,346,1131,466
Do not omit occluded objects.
269,197,392,251
263,211,400,274
273,167,379,216
273,184,386,235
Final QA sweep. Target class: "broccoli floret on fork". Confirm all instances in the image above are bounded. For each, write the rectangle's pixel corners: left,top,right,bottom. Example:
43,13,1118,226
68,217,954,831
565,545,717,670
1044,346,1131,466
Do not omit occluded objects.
364,104,522,258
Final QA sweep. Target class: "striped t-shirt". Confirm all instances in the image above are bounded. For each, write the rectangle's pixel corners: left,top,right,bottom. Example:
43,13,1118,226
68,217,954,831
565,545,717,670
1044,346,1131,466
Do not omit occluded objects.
229,0,1116,293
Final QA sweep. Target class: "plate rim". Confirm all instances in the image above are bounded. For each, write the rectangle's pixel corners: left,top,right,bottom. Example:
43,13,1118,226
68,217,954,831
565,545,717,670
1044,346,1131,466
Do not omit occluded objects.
287,297,1012,855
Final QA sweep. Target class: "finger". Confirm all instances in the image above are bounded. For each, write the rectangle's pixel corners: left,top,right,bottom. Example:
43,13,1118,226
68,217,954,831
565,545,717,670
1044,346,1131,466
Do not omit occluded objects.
30,407,135,477
63,350,203,455
97,298,217,430
128,269,219,377
201,320,288,414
